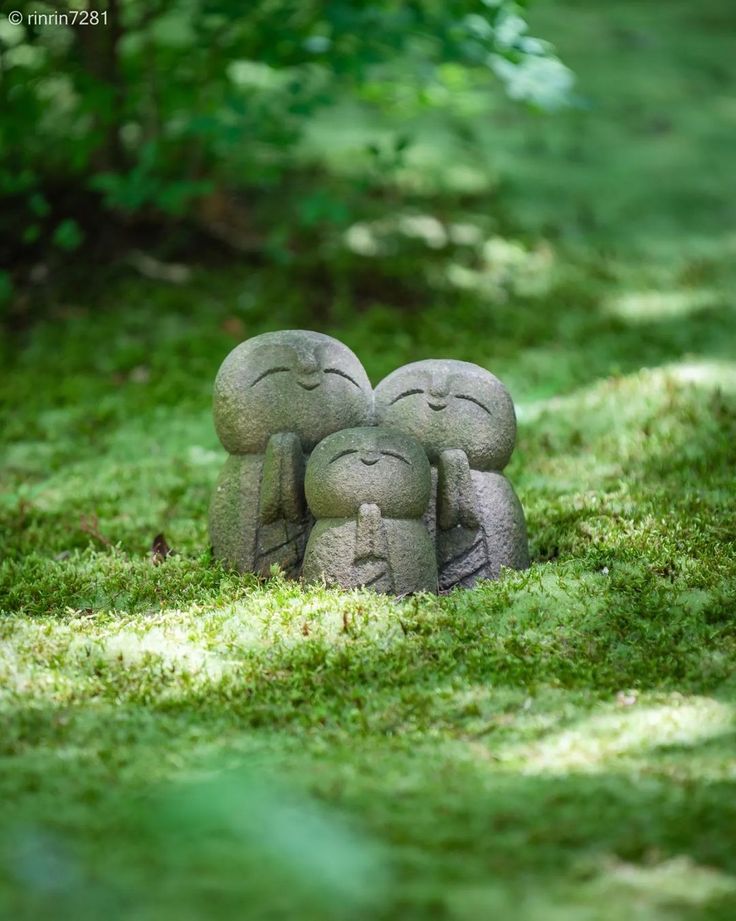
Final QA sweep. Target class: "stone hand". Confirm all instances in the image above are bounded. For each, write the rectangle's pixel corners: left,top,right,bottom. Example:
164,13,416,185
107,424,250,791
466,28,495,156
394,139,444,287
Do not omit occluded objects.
354,503,389,561
258,432,306,523
437,448,479,531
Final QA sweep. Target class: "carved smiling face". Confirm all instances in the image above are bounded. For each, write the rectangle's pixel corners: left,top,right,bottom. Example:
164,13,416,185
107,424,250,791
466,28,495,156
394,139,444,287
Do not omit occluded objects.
213,331,373,453
375,359,516,471
305,427,431,518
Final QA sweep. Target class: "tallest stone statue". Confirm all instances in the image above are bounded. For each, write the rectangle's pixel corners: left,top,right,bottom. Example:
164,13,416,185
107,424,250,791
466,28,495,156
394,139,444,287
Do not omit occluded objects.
209,330,373,575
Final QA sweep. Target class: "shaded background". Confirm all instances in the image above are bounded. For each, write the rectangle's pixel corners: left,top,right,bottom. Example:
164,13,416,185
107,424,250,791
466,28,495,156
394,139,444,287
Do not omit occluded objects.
2,0,732,327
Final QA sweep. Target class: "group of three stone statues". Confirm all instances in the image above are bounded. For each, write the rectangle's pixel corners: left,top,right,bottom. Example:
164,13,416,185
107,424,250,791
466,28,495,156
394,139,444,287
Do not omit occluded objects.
209,330,529,594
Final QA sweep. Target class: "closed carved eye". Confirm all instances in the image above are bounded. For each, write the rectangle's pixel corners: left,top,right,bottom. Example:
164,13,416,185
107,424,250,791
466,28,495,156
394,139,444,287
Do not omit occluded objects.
380,449,410,465
250,366,290,386
456,393,491,415
329,448,358,464
389,388,424,405
324,367,361,388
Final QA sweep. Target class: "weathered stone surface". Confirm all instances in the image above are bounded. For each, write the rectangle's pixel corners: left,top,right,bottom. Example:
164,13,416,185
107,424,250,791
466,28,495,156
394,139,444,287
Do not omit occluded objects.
213,330,373,455
436,466,528,590
303,427,438,594
375,359,529,588
209,331,373,575
375,359,516,470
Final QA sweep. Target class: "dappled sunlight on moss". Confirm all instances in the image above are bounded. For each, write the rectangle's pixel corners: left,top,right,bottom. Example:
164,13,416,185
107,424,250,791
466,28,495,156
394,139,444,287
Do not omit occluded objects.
1,0,735,915
519,360,736,428
69,625,225,679
497,695,734,775
440,855,736,920
518,361,736,500
446,236,556,301
0,642,36,699
3,557,734,733
593,855,736,908
605,288,720,323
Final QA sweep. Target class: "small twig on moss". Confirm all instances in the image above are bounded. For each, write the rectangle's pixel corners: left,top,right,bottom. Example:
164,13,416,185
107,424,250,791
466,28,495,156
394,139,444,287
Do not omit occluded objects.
79,513,112,547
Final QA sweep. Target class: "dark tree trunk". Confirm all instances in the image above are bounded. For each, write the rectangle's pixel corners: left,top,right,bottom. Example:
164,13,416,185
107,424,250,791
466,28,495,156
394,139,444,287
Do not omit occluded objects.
74,0,126,173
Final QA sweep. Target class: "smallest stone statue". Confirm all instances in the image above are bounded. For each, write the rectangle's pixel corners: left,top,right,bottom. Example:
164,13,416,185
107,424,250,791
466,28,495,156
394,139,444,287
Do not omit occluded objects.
302,427,438,594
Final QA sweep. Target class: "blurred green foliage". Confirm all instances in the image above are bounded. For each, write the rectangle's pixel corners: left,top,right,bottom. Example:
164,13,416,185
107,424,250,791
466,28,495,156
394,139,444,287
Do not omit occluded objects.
0,0,571,265
1,762,388,920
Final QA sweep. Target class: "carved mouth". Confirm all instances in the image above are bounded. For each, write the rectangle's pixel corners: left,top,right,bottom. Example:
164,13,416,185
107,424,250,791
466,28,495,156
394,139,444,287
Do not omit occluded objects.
298,380,320,391
360,456,380,466
428,402,447,412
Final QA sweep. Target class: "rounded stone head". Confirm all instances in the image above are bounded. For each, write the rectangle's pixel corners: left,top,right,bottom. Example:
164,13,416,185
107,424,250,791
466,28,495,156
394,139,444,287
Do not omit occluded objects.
374,359,516,471
305,427,431,519
213,330,373,454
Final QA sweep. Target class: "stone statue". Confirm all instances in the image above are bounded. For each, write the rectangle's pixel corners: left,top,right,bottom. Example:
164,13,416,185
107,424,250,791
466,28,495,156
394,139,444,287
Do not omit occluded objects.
374,359,529,589
302,427,437,594
209,330,373,575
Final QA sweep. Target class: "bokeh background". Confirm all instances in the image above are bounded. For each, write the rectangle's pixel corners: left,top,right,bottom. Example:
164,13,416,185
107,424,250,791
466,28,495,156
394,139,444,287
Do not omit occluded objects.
2,2,736,919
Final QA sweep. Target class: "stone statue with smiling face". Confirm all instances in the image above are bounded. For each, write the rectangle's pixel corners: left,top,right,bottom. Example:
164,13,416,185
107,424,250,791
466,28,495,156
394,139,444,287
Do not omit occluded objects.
375,359,529,589
209,330,373,575
303,427,437,594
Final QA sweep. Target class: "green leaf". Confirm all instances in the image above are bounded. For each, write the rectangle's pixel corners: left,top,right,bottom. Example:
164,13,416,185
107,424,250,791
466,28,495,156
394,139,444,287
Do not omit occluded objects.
52,218,84,251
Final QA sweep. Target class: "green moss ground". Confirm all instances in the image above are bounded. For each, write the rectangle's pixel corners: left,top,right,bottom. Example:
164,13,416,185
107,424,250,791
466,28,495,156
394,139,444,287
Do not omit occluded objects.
1,1,736,918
